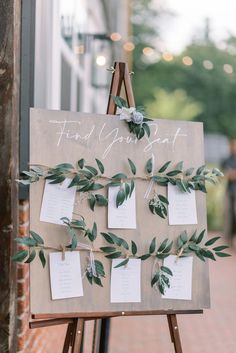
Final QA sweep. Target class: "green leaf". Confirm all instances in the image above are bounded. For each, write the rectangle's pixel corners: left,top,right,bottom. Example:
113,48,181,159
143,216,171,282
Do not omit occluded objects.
114,258,129,268
151,273,160,287
106,251,122,259
95,159,105,174
146,158,153,174
85,165,98,176
78,159,85,169
158,238,169,252
180,231,188,244
112,173,127,180
15,237,37,247
89,195,96,211
128,158,136,175
101,232,114,244
71,234,77,250
189,230,197,242
91,183,104,191
48,176,66,184
158,161,171,173
30,230,44,245
95,194,108,206
213,245,229,251
166,170,182,177
111,95,128,108
163,240,173,254
139,254,150,260
86,272,93,285
55,163,74,170
196,230,206,244
185,167,195,176
196,165,205,175
131,240,137,256
158,194,169,205
195,251,205,262
200,249,216,261
108,232,123,246
143,122,151,137
68,174,81,187
125,183,130,199
189,243,200,251
149,237,156,254
91,222,97,241
130,180,135,197
100,246,117,253
161,266,173,276
176,161,184,171
204,236,221,247
39,250,46,268
93,276,103,287
120,238,129,250
116,189,126,207
12,250,28,262
215,252,231,257
25,250,36,263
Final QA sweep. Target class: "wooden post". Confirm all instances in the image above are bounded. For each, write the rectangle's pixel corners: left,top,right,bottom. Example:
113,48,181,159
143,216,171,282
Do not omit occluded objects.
0,0,21,352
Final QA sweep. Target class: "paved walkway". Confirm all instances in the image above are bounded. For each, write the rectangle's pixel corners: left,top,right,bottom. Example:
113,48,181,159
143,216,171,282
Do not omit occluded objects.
39,243,236,353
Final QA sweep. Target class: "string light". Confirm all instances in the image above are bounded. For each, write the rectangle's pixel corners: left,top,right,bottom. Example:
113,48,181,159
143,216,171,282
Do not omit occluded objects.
223,64,233,74
110,32,122,42
182,56,193,66
96,55,107,66
143,47,154,56
162,52,173,62
203,60,214,70
123,41,135,52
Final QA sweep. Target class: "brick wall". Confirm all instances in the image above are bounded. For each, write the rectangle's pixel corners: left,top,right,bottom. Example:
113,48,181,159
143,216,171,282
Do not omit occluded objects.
17,200,66,353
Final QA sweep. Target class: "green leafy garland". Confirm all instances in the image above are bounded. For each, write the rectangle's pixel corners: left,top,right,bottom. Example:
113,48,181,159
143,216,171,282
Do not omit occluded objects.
18,158,223,220
12,217,230,294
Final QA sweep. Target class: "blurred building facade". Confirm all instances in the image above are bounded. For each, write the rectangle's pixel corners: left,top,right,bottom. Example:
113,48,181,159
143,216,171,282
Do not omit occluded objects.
34,0,130,114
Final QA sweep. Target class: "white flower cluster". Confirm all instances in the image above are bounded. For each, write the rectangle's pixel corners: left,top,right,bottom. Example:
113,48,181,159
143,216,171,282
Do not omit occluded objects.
119,107,144,125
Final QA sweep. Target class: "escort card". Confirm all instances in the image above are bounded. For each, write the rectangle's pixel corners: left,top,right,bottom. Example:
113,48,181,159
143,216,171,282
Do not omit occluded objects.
110,259,141,303
108,186,136,229
168,183,197,225
49,251,83,300
162,255,193,300
40,178,76,225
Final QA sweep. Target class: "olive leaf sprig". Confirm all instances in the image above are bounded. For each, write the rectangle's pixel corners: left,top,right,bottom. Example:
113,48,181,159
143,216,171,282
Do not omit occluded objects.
12,226,230,294
175,229,231,261
18,158,224,220
12,231,47,268
112,95,153,140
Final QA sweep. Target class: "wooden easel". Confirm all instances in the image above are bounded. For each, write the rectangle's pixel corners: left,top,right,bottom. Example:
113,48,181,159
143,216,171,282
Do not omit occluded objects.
29,62,203,353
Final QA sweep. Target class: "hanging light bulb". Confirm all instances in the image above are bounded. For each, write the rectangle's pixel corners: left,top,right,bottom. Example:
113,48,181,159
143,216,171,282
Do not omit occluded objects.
96,55,107,66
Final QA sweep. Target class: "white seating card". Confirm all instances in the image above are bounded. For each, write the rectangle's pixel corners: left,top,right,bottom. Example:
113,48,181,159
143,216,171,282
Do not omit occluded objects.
108,186,136,229
168,183,197,225
110,258,141,303
162,255,193,300
40,178,76,225
49,251,84,300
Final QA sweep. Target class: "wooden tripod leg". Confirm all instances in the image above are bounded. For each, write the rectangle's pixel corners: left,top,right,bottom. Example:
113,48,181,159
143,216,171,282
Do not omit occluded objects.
71,318,85,353
63,322,75,353
167,314,183,353
63,319,85,353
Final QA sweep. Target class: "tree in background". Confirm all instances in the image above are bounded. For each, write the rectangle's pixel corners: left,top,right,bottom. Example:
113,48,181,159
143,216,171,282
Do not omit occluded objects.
132,11,236,138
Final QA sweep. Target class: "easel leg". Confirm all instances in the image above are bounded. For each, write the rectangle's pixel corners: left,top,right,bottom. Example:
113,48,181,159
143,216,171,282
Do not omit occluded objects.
167,314,183,353
63,319,85,353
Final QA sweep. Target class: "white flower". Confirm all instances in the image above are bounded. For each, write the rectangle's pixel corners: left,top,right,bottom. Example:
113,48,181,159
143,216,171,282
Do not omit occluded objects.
131,111,144,125
119,106,136,122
